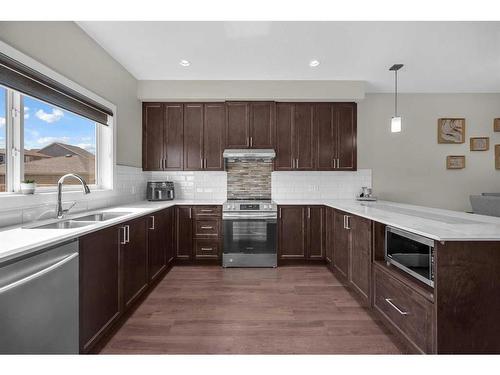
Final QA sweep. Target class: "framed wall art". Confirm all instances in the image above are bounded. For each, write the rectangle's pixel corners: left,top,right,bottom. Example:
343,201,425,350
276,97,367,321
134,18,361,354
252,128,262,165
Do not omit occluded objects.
438,118,465,144
494,118,500,132
470,137,490,151
496,145,500,170
446,155,465,169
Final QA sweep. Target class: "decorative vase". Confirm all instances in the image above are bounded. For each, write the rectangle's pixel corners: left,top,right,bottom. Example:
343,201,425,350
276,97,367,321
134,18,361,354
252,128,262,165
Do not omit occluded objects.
20,182,36,194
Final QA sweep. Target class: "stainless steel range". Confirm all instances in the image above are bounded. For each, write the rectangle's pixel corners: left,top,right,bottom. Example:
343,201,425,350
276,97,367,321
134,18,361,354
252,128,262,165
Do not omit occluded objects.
222,200,277,268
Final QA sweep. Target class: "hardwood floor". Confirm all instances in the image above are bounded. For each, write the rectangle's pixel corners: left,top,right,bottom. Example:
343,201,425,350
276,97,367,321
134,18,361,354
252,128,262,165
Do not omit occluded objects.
100,266,405,354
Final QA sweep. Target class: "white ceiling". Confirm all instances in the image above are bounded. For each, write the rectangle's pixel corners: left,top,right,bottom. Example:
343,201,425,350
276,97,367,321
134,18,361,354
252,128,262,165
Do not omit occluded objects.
77,21,500,93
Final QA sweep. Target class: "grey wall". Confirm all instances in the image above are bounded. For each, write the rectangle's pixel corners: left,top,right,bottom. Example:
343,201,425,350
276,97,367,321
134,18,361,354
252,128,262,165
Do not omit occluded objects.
0,21,141,167
358,93,500,211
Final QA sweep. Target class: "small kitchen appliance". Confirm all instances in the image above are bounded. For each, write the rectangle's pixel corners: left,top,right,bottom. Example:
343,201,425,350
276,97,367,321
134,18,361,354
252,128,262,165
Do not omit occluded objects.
147,181,175,201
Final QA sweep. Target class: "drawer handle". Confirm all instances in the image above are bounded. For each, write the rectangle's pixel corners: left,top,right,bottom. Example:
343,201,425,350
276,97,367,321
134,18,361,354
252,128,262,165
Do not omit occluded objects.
200,209,214,212
200,247,213,251
385,298,409,316
201,226,214,229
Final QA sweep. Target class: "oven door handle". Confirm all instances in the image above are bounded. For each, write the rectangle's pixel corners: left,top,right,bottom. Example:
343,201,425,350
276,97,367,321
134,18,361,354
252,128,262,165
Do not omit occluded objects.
223,214,278,220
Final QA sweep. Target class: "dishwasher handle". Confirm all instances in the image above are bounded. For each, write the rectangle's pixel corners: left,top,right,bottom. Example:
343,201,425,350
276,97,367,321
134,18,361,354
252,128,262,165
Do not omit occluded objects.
0,252,78,294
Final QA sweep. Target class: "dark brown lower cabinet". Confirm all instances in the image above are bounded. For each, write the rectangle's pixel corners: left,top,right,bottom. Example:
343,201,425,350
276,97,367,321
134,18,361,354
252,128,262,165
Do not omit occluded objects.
176,206,193,260
332,209,350,278
121,216,148,309
148,207,174,282
307,206,325,259
349,214,372,300
325,207,335,264
278,206,307,259
278,205,325,261
79,225,121,353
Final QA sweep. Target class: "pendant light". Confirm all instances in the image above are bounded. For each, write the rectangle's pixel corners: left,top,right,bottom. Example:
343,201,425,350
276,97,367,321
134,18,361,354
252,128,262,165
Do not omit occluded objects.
389,64,404,133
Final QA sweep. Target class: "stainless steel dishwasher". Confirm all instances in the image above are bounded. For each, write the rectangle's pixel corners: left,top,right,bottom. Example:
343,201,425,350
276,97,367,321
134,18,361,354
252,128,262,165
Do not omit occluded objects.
0,240,79,354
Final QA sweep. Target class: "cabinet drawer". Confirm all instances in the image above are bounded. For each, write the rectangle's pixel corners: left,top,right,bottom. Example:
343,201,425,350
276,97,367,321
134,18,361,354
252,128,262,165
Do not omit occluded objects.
194,219,220,237
193,205,221,218
195,240,220,258
373,266,434,353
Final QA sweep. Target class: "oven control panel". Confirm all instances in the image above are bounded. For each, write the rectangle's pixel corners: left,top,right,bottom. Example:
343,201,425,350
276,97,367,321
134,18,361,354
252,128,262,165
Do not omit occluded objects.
224,201,277,212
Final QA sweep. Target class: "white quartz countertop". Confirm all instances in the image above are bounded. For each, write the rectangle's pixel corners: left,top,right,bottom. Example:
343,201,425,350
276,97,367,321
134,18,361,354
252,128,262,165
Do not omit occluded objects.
274,199,500,242
0,199,224,264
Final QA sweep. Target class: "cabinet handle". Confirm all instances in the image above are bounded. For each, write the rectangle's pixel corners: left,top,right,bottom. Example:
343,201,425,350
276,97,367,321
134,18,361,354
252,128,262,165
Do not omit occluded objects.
345,216,351,230
126,225,130,243
279,208,282,218
307,207,311,219
385,298,409,316
250,136,253,148
343,215,346,229
201,226,213,229
337,158,340,169
204,158,207,169
120,226,127,245
149,215,155,230
200,247,213,251
189,207,192,219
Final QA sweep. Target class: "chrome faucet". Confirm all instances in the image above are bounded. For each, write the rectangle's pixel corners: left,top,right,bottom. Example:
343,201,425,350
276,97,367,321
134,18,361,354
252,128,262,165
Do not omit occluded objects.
57,173,91,219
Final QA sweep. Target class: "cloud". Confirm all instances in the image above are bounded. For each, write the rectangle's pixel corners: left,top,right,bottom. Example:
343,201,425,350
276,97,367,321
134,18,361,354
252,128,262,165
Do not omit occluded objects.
35,108,64,123
0,116,5,127
36,136,70,146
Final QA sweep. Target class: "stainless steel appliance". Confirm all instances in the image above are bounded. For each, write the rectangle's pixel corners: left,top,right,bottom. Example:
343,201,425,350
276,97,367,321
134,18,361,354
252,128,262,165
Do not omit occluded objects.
147,181,174,201
385,226,435,287
0,240,79,354
223,200,277,267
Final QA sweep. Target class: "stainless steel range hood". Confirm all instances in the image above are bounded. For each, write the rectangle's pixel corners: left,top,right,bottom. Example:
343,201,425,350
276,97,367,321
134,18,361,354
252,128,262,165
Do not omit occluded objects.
223,149,276,159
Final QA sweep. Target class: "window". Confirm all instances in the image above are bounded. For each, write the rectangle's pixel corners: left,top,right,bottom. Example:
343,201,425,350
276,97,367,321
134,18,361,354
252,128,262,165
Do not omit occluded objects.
0,85,110,193
23,95,97,187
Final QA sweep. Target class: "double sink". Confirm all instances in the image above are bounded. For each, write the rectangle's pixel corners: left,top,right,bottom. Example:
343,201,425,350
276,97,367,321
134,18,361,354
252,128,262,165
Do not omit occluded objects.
29,212,132,229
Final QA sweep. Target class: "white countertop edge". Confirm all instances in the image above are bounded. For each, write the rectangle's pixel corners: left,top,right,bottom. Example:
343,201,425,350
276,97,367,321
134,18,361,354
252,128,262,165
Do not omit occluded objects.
0,199,225,264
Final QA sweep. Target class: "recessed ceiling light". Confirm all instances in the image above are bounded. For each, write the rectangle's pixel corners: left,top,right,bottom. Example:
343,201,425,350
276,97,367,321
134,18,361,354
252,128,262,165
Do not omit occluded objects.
309,59,320,67
179,59,191,67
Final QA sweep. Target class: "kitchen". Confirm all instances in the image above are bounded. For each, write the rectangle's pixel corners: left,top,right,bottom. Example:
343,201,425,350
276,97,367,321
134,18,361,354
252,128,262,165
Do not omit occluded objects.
1,6,500,373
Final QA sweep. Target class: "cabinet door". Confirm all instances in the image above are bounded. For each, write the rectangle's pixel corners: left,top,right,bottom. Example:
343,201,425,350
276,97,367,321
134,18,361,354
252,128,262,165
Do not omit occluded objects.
147,210,169,282
204,103,225,170
350,214,372,301
142,103,163,171
164,103,184,170
165,207,175,264
325,207,334,264
176,206,193,259
307,206,325,259
183,104,204,171
275,103,294,170
79,225,121,353
315,103,336,170
336,103,357,170
294,103,315,170
226,102,249,148
122,217,148,309
333,210,349,278
250,102,275,148
278,206,306,259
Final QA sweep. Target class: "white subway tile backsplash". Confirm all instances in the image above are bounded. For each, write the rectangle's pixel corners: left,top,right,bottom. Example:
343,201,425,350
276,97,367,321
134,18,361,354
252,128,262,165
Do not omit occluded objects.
272,169,372,200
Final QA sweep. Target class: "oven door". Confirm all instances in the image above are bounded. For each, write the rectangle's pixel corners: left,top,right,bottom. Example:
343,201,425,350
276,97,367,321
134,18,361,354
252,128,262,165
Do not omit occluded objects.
385,226,435,287
222,213,277,267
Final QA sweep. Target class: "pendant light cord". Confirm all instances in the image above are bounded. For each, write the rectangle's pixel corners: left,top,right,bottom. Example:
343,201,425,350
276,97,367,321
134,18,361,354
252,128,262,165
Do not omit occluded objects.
394,70,398,117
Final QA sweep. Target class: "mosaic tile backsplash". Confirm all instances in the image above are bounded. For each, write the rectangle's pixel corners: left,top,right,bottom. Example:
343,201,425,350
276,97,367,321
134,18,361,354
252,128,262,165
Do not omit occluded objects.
226,159,272,200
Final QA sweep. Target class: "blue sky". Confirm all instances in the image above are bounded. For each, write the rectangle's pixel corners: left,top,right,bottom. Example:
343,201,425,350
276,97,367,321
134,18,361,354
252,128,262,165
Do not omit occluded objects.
0,87,96,154
23,95,96,154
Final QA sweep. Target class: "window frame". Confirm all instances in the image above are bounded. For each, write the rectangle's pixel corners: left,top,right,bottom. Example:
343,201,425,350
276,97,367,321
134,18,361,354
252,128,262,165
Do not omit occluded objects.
0,40,116,196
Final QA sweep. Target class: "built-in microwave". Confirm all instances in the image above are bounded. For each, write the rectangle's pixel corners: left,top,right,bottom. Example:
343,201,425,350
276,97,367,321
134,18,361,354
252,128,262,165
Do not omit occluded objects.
385,226,435,287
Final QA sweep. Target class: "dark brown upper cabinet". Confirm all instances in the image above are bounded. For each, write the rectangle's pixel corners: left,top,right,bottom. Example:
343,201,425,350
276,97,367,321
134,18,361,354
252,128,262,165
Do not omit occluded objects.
184,103,225,171
275,103,315,171
142,103,164,171
315,102,357,171
225,101,275,149
142,103,184,171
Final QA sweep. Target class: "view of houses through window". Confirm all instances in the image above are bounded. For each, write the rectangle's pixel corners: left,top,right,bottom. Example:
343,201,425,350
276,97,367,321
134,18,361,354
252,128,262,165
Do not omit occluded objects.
0,87,6,192
0,86,97,192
